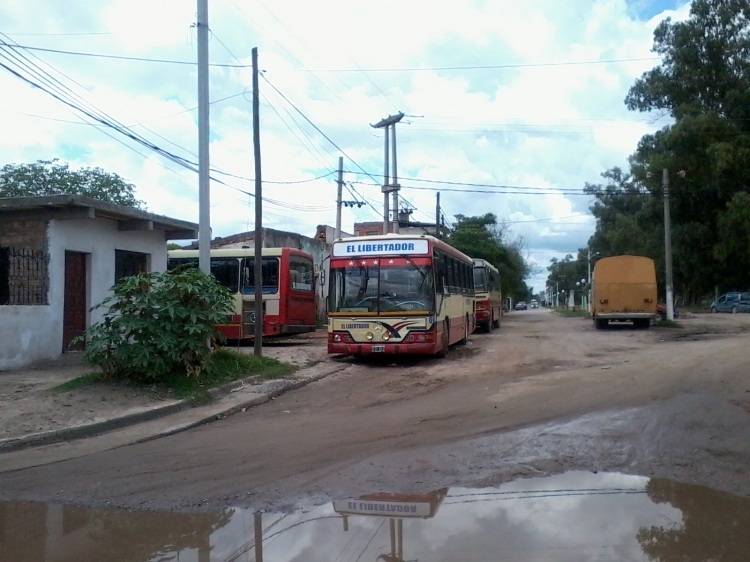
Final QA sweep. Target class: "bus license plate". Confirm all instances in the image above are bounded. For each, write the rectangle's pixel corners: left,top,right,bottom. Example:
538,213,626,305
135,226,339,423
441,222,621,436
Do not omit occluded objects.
371,345,386,352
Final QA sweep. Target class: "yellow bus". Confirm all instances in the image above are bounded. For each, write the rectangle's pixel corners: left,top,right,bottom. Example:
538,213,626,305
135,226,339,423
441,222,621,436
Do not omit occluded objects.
592,255,658,329
472,258,503,332
327,234,475,356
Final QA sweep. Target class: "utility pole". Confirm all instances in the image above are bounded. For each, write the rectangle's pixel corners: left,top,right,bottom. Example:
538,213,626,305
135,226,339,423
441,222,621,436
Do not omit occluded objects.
663,168,674,321
197,0,210,275
587,249,599,313
435,192,441,238
335,156,343,240
252,47,263,356
371,113,404,235
383,126,390,234
391,125,399,234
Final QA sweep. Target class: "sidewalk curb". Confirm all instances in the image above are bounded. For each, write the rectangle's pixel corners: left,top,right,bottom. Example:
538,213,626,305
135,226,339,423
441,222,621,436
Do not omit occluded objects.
0,363,347,453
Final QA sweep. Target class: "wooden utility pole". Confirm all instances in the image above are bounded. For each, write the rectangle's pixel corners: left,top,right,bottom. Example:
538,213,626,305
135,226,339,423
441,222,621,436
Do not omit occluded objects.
252,47,263,356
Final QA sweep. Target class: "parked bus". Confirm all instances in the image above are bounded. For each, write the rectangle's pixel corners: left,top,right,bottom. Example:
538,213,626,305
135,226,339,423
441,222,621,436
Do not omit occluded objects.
167,248,317,340
327,234,475,356
472,258,502,332
591,255,658,329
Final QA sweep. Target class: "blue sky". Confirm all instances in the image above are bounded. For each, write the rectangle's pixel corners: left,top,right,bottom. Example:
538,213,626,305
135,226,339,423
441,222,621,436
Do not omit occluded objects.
0,0,693,292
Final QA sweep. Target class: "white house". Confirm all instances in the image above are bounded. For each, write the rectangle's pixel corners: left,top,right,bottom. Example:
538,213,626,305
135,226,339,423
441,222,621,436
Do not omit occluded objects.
0,195,198,370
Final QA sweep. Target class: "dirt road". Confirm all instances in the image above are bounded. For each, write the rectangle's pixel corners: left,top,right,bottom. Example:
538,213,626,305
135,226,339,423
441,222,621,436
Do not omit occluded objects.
1,309,748,511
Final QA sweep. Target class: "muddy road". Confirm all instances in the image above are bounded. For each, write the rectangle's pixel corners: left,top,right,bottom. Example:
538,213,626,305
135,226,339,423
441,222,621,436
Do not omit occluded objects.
0,309,748,512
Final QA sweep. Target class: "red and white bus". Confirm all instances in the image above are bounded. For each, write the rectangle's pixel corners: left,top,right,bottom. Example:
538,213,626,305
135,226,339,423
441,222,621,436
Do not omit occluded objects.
327,234,475,356
472,258,503,332
168,248,316,340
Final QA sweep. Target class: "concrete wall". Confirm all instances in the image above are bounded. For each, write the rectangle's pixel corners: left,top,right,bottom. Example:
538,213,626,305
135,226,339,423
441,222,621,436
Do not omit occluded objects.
0,218,169,370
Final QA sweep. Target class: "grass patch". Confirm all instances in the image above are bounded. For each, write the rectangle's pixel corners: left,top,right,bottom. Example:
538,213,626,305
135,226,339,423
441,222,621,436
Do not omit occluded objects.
553,308,589,318
49,349,295,404
652,319,683,329
162,349,295,403
51,372,103,393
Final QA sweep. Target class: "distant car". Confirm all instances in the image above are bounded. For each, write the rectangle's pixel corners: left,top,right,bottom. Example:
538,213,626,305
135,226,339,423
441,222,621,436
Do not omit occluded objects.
530,301,539,309
514,301,527,311
710,292,749,313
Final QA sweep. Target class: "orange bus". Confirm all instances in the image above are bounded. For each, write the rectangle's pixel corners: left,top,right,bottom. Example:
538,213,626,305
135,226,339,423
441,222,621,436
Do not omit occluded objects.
168,248,317,339
327,234,475,355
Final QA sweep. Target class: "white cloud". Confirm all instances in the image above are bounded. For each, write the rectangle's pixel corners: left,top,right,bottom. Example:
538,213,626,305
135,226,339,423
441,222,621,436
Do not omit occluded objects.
0,0,693,291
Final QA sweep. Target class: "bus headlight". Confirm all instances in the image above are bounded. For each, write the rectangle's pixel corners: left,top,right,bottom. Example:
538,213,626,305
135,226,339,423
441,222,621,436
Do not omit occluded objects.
382,331,390,341
366,332,374,340
334,334,342,342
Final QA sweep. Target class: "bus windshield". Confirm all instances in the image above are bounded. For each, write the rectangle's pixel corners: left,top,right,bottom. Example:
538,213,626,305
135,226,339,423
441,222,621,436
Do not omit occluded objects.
330,264,434,313
473,267,487,292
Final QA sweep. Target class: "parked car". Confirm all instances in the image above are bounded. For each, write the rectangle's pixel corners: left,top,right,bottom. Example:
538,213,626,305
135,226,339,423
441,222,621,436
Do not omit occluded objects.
710,292,750,313
514,301,527,310
656,303,680,320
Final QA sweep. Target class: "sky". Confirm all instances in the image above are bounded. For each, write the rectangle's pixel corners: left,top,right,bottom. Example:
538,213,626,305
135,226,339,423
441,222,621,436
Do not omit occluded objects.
0,0,692,292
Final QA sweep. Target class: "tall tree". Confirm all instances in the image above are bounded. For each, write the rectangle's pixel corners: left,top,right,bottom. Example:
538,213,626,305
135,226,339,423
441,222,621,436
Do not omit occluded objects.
446,213,530,300
0,159,144,208
581,0,750,300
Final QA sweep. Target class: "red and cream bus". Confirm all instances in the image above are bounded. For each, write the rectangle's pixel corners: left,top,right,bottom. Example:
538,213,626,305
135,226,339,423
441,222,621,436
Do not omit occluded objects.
168,248,316,340
327,234,475,356
472,258,503,332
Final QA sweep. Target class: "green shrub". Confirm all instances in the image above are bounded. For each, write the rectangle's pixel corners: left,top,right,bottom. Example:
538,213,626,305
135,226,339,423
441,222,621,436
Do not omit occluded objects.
76,268,234,382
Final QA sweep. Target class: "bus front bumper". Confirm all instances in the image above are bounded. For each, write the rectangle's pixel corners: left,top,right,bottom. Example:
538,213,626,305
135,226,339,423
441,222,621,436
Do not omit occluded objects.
595,312,656,320
328,342,438,355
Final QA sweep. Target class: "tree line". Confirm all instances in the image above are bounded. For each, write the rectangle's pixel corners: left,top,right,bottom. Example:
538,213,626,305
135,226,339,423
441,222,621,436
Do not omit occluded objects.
550,0,750,303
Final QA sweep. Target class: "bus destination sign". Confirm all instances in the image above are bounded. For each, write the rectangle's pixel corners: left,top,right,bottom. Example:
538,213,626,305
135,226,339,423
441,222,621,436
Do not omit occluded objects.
333,239,429,257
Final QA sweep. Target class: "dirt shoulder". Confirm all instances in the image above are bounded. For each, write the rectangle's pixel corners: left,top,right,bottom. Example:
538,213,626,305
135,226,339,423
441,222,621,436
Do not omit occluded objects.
0,311,748,512
0,334,329,444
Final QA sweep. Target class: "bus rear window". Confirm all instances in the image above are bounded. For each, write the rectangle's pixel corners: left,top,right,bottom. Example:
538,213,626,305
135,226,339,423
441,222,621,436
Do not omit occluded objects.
241,257,279,294
289,259,314,292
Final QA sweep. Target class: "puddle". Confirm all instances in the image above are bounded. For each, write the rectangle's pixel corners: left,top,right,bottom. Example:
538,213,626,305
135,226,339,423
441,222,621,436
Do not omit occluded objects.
2,471,749,561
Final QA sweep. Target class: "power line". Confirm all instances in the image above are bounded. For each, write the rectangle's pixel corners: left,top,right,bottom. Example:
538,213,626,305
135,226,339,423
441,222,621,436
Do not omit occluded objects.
0,41,251,67
299,56,662,73
4,31,113,37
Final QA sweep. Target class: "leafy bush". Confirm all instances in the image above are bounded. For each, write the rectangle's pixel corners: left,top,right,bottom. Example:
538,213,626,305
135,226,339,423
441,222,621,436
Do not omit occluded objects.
77,268,234,382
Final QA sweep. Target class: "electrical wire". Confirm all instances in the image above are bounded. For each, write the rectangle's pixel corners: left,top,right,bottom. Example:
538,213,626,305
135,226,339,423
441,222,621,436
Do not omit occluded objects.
300,56,662,72
0,41,251,67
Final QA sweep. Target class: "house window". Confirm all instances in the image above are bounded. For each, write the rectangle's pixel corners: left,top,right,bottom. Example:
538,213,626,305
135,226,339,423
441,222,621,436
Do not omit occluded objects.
365,230,379,236
114,250,150,283
0,247,49,306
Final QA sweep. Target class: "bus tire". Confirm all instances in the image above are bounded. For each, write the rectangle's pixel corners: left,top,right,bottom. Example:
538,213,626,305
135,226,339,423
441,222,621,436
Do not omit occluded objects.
595,318,608,330
436,321,449,357
459,315,469,345
492,312,501,329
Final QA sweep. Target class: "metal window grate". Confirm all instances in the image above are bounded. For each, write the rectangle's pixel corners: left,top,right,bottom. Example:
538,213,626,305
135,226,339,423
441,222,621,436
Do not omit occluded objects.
0,248,49,305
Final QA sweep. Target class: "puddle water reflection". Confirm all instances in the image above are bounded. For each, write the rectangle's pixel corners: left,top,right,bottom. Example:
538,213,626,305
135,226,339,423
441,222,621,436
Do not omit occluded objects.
2,471,749,562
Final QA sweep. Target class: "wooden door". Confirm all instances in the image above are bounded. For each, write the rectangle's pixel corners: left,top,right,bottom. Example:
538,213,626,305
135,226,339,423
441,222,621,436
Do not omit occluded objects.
63,252,87,351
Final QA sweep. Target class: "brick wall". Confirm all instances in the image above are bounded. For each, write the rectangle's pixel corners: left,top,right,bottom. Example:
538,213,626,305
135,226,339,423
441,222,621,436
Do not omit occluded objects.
0,220,48,250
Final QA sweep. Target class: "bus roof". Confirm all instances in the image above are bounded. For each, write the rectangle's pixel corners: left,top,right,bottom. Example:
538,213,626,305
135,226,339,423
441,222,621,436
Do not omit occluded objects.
168,247,312,259
332,233,472,263
471,258,499,274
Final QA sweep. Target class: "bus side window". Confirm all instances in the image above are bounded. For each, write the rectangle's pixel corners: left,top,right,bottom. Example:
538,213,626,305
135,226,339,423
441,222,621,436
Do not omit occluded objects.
434,253,445,293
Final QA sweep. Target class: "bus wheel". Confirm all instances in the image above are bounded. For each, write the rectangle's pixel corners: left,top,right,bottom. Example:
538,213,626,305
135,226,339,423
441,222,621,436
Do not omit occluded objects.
595,318,608,330
459,315,469,345
492,313,501,329
436,321,449,357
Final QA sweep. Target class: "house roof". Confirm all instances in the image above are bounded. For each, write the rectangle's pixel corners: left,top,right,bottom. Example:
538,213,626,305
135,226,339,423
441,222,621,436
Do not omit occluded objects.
0,195,198,240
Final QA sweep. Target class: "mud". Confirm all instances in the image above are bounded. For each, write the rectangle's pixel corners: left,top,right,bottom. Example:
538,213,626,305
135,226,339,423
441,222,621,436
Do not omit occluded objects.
0,310,749,514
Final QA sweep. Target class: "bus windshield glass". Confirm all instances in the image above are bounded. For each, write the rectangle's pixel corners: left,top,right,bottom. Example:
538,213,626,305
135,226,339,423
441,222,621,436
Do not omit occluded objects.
473,267,487,292
330,264,434,313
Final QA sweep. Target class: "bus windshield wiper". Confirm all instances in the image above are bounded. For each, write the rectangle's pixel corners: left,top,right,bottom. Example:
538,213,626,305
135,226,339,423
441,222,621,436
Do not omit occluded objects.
403,255,428,288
